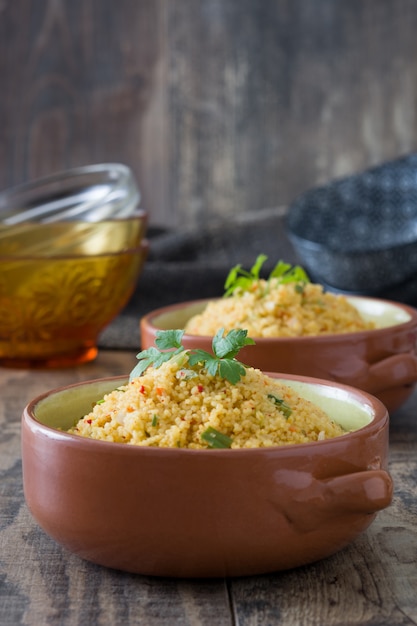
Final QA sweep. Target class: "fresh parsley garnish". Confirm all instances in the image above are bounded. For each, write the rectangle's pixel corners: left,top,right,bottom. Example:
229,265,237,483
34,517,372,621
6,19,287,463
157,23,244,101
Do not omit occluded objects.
130,330,186,379
188,328,255,384
223,255,310,297
224,253,268,296
130,328,255,385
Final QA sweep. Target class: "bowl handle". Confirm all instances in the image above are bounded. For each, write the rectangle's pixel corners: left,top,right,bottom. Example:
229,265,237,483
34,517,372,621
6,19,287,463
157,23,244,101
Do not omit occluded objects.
366,353,417,394
319,469,393,514
282,469,393,533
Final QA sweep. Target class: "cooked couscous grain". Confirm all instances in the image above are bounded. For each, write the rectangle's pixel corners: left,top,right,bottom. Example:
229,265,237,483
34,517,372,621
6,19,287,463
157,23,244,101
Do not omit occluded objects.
184,281,374,337
68,357,346,448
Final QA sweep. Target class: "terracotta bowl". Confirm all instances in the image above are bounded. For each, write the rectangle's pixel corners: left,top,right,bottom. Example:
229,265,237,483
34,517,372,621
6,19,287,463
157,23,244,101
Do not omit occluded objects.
22,373,392,578
140,296,417,413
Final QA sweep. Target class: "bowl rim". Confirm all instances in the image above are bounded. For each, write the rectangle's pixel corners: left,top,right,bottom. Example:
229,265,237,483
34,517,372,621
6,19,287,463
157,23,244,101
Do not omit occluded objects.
22,372,388,455
0,237,149,262
0,162,136,194
286,227,417,255
0,207,147,227
140,294,417,343
0,162,141,226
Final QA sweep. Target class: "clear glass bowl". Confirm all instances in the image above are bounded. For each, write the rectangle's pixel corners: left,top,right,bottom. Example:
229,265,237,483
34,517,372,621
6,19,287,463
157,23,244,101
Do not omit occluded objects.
0,163,147,367
0,163,141,225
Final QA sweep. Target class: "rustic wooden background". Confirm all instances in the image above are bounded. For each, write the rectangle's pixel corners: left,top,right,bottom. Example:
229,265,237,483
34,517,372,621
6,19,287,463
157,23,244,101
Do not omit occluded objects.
1,0,417,230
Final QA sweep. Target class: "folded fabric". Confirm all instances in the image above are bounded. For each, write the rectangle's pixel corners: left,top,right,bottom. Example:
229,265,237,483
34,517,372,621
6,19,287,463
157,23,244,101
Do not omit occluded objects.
99,208,296,349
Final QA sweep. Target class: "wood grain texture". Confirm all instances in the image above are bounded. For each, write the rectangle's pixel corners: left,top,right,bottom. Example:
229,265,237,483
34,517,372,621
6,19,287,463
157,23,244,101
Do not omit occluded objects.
1,1,417,229
1,351,417,625
0,0,165,218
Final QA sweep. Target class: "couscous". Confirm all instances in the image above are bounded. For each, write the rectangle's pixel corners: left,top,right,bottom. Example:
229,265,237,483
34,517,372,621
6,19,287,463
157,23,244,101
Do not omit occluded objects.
184,257,375,338
68,329,347,449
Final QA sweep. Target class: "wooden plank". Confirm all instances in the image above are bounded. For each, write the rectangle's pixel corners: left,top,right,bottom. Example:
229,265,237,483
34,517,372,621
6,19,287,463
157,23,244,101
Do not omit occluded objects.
1,351,417,624
230,463,417,625
0,353,233,626
166,0,417,228
0,0,168,223
2,1,417,228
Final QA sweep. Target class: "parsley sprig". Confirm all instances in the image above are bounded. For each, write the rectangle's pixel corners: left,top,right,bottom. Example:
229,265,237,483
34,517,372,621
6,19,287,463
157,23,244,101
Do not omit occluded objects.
130,328,255,385
223,255,310,297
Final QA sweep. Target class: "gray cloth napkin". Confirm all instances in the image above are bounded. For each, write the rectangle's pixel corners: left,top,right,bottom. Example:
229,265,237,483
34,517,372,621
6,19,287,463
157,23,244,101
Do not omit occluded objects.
98,208,296,350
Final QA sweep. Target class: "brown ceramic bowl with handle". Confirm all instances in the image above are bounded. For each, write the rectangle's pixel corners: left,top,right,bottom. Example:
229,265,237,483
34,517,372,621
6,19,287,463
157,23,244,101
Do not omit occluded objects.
140,296,417,413
22,372,392,578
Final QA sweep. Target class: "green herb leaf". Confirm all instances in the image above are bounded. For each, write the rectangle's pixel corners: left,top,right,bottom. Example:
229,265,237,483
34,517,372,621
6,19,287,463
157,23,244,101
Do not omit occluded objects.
130,328,255,385
223,255,310,297
201,426,233,448
267,393,293,418
269,260,310,284
155,329,185,350
130,347,174,380
188,349,217,373
212,327,255,359
217,359,247,385
188,328,255,384
129,330,187,381
224,254,268,296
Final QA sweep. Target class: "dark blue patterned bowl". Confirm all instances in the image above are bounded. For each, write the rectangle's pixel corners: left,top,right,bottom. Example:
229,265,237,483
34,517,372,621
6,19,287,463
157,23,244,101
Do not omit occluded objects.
286,154,417,297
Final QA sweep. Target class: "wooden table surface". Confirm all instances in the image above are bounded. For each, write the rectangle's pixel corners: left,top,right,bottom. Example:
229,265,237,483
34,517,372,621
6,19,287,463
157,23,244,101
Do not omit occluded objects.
1,348,417,626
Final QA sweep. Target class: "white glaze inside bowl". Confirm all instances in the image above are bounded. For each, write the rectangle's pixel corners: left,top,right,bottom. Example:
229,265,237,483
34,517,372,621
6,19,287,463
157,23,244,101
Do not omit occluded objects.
33,377,373,435
152,301,207,329
279,378,374,431
347,297,411,328
34,378,129,431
